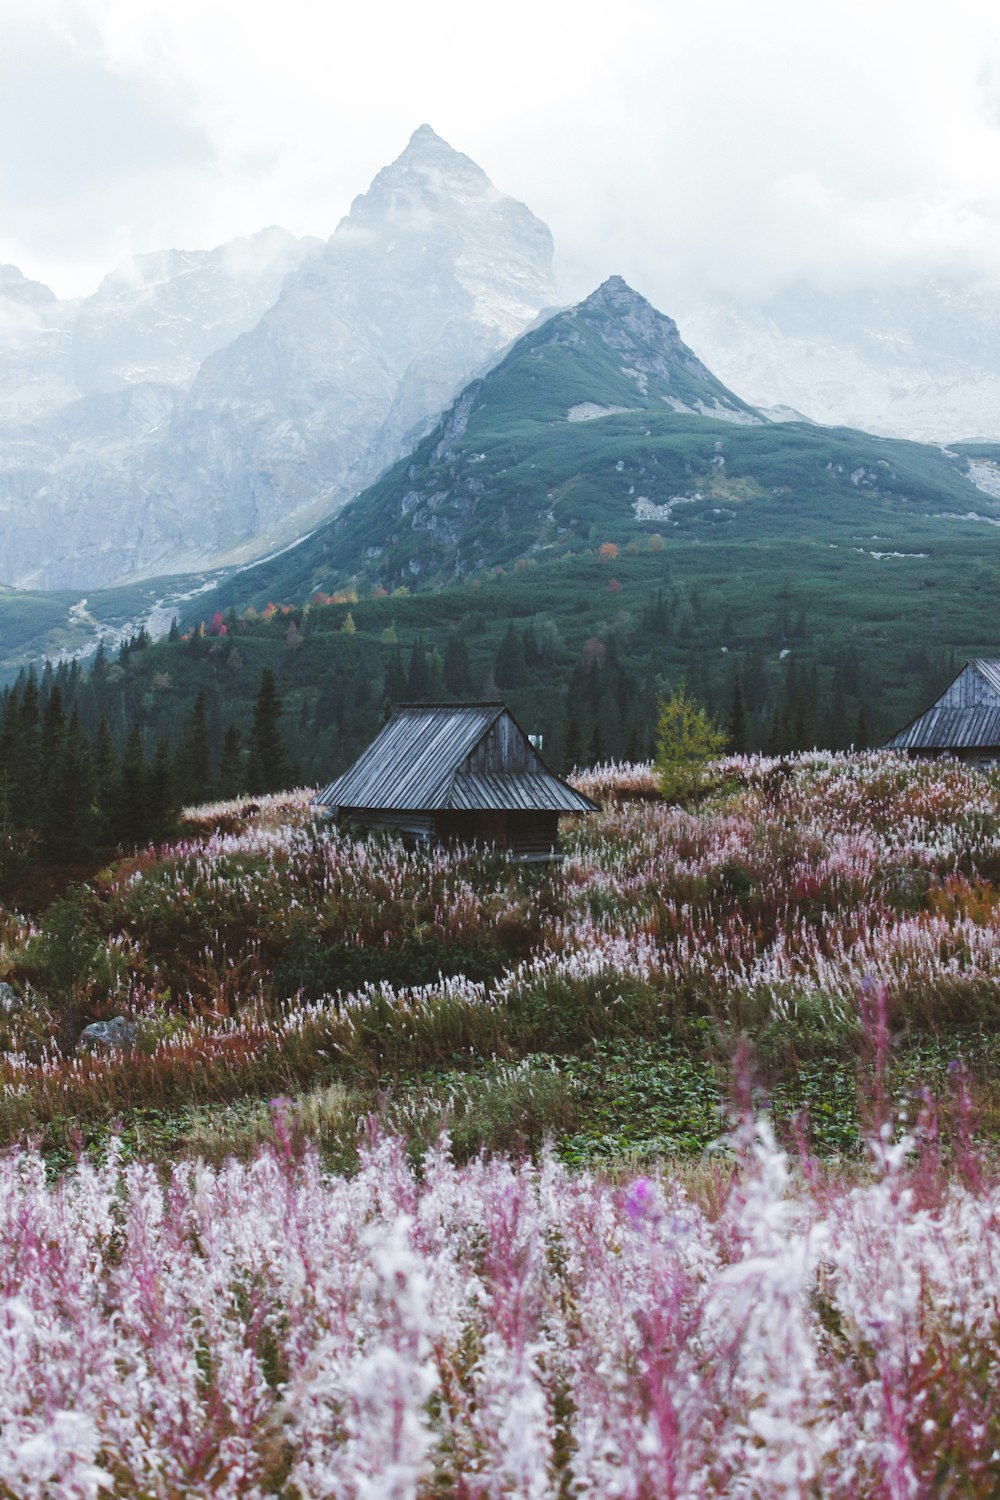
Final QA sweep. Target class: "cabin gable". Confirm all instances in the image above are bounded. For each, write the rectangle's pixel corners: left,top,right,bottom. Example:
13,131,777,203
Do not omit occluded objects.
937,662,1000,710
462,711,534,775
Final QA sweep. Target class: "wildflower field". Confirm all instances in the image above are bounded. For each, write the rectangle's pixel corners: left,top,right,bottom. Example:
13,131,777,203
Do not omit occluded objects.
5,752,1000,1493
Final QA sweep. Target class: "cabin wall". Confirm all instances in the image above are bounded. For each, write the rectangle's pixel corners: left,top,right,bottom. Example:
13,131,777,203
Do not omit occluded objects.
339,808,436,841
336,806,561,856
434,810,560,856
938,666,1000,710
464,713,533,774
913,748,1000,771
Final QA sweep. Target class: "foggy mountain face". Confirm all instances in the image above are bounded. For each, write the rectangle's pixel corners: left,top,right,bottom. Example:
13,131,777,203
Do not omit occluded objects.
0,126,555,590
679,277,1000,442
6,122,1000,593
135,125,556,575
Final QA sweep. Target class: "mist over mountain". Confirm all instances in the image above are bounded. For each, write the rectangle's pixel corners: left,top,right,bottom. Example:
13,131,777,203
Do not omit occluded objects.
6,125,1000,605
680,277,1000,442
0,127,554,590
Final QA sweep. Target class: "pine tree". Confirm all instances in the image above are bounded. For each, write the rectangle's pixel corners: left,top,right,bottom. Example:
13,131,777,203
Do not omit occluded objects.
92,716,116,837
177,690,212,806
494,624,525,689
12,670,40,829
406,638,432,699
218,724,244,800
114,727,147,848
727,672,747,754
385,646,408,705
654,685,727,803
563,715,583,773
48,710,96,862
444,635,473,696
248,668,286,793
825,668,849,750
146,739,175,844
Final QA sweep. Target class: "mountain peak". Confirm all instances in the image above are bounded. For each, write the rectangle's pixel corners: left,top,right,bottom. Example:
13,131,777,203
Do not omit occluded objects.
381,123,489,188
582,275,667,320
407,123,447,148
595,274,637,297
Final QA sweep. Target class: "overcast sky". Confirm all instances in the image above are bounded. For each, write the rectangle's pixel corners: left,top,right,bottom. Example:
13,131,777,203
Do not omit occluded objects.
5,0,1000,310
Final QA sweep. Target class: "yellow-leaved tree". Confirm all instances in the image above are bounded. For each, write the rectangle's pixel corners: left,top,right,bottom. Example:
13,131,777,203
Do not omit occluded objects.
654,684,728,803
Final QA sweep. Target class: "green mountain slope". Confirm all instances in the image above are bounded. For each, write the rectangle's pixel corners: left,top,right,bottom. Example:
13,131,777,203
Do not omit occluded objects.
199,277,999,608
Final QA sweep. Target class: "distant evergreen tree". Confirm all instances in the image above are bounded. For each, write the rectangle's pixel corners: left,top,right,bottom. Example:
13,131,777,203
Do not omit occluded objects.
146,739,175,843
855,704,871,751
90,641,108,686
47,709,96,862
523,623,542,668
177,690,213,805
790,690,812,751
12,671,40,829
444,635,473,696
114,727,147,848
587,720,605,767
825,667,850,750
427,648,446,700
563,715,583,774
406,638,432,699
727,672,747,754
92,717,116,837
218,724,244,800
494,624,525,688
248,668,286,793
385,646,408,705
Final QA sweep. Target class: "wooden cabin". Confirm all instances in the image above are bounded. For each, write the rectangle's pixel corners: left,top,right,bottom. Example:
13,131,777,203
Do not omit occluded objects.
313,702,598,858
885,659,1000,768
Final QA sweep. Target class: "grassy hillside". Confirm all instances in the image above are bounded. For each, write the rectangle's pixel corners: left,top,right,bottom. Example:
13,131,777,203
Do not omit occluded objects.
3,752,1000,1167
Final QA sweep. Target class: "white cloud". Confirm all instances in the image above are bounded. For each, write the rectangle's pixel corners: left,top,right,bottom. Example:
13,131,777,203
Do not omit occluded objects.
5,0,1000,308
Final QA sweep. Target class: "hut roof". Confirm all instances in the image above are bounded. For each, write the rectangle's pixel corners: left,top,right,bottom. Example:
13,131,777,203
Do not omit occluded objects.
314,702,598,815
886,659,1000,751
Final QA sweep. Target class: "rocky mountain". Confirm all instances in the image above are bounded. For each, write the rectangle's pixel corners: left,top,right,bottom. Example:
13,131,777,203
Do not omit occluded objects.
8,275,1000,686
680,277,1000,443
0,229,318,588
0,126,555,591
199,275,999,614
134,125,556,575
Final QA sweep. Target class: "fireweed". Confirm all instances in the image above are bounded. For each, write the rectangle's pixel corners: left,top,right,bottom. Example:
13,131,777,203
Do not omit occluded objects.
2,1116,1000,1496
4,753,1000,1132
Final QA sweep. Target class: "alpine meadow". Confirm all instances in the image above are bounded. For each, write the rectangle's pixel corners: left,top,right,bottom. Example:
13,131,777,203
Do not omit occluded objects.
4,59,1000,1497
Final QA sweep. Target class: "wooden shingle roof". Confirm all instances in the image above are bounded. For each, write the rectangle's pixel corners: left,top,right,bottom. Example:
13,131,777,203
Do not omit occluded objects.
314,703,597,815
886,659,1000,751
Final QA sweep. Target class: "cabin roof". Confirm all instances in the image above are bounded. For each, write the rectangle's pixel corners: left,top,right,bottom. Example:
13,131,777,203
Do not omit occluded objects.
314,702,598,814
886,659,1000,751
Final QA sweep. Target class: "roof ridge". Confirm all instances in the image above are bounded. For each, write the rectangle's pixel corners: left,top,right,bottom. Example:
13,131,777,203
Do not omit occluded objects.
396,700,505,710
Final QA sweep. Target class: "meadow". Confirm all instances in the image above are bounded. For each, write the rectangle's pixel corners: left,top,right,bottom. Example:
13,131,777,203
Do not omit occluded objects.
4,752,1000,1493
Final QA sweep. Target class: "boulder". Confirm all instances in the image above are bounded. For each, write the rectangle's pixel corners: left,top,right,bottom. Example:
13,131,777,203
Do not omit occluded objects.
78,1016,138,1053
